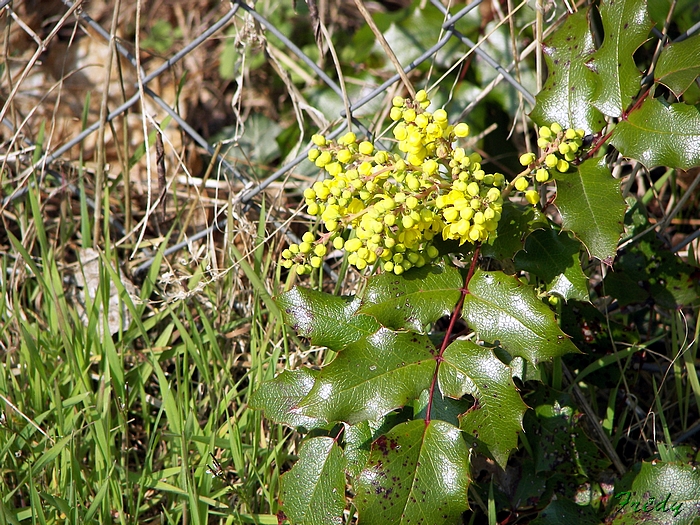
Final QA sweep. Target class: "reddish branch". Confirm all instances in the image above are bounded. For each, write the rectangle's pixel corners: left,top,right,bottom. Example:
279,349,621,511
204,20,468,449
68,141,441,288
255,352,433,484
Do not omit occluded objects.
584,86,652,161
425,244,481,424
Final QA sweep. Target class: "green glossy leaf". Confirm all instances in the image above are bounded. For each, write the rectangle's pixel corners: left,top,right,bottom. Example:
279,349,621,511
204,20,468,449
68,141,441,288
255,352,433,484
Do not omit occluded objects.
276,287,380,350
514,229,589,302
344,422,373,478
610,98,700,170
296,328,436,424
439,340,528,468
481,201,549,261
555,158,626,262
608,461,700,524
414,388,472,428
655,34,700,97
249,369,325,430
462,270,579,364
279,437,346,525
588,0,653,117
359,264,462,332
529,8,606,133
355,419,470,525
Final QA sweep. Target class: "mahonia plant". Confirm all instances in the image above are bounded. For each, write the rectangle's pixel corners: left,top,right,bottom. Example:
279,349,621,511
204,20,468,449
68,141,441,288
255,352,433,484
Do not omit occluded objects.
259,95,593,525
281,94,593,278
253,0,700,523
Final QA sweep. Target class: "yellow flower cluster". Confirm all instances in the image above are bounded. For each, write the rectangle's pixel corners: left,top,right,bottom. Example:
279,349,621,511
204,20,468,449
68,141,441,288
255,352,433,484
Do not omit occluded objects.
281,91,506,275
516,123,587,204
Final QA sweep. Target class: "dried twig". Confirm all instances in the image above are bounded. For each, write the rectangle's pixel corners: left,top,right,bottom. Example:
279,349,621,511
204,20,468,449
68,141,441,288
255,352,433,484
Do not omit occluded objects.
351,0,415,98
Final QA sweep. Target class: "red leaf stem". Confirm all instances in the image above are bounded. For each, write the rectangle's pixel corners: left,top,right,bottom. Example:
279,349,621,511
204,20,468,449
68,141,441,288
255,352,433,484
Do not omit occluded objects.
425,246,481,424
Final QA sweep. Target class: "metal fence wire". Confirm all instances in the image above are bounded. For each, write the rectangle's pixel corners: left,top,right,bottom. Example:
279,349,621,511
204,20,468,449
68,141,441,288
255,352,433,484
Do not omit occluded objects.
5,0,700,275
1,0,544,276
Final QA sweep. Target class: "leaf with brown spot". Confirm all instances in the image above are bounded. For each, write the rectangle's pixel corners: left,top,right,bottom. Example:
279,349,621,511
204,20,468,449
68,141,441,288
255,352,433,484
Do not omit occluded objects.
529,8,605,133
587,0,653,117
355,420,470,525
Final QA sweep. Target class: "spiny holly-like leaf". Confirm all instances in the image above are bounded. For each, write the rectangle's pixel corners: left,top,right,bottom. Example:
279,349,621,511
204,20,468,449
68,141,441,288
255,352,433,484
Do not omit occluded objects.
655,34,700,97
462,270,579,364
587,0,653,118
439,340,528,469
276,287,380,350
354,419,470,525
608,461,700,524
555,157,625,262
359,264,462,332
279,437,346,525
529,8,606,133
295,328,436,424
610,98,700,170
481,202,549,261
249,369,325,430
514,229,589,302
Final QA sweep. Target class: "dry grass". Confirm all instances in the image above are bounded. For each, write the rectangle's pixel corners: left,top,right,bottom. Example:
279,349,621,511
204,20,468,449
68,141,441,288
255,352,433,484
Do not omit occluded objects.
1,0,699,523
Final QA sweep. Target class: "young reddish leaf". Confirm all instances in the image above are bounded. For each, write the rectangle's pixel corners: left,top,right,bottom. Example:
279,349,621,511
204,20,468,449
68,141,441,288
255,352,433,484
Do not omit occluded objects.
276,287,380,350
249,369,325,430
279,437,346,525
529,8,606,133
355,419,470,525
655,34,700,97
608,461,700,524
555,158,626,261
514,229,589,302
359,264,463,332
587,0,653,117
295,328,436,424
439,340,528,469
611,99,700,170
462,270,579,364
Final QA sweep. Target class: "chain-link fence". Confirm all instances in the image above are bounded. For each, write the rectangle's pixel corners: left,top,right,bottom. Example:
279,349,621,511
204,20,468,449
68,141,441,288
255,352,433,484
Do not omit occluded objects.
1,0,546,281
4,0,700,277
